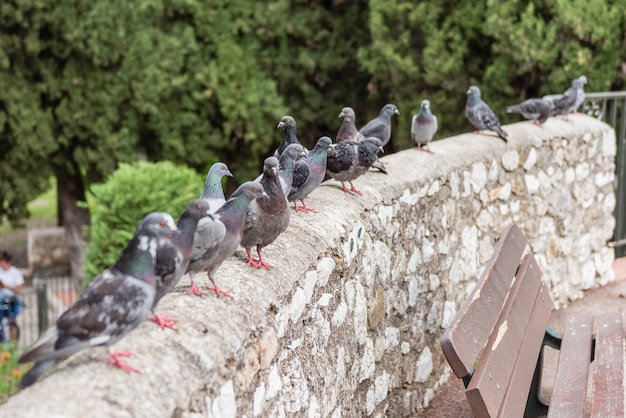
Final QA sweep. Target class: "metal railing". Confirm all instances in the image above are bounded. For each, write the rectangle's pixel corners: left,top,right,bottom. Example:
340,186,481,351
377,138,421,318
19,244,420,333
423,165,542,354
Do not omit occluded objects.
544,92,626,256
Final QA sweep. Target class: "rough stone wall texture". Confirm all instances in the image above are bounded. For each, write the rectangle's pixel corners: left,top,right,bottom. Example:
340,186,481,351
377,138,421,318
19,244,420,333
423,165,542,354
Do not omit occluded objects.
27,226,69,269
1,114,615,417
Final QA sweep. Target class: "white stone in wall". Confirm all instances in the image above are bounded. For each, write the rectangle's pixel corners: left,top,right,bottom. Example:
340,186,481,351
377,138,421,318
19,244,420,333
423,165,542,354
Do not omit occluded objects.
332,300,348,328
385,327,400,352
564,168,576,184
461,226,478,272
581,260,597,289
423,388,436,409
400,189,419,205
317,293,333,307
441,301,457,329
595,171,614,187
360,338,376,382
449,171,460,198
282,357,310,413
253,384,266,417
267,402,287,418
604,193,616,214
501,150,519,171
408,277,419,307
407,248,420,274
275,306,290,339
523,147,538,170
304,271,317,304
422,238,435,263
602,129,617,156
307,395,320,418
373,241,391,283
374,371,390,405
471,162,487,194
401,342,410,355
488,159,499,181
476,209,493,232
290,287,307,323
316,257,336,287
331,407,342,418
415,347,433,383
428,180,440,196
575,162,591,181
211,380,237,418
374,336,385,362
366,385,376,415
345,280,368,345
429,274,440,290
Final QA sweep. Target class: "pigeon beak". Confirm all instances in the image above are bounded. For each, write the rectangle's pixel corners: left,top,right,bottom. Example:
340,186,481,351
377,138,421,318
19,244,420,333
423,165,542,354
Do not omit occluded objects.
277,121,285,128
466,88,471,95
338,111,345,118
394,109,400,115
271,167,278,175
226,170,233,177
378,146,384,154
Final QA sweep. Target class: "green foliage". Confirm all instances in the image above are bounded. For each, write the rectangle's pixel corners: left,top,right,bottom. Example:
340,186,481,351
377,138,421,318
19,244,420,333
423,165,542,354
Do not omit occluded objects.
1,0,625,230
0,343,28,403
84,161,203,280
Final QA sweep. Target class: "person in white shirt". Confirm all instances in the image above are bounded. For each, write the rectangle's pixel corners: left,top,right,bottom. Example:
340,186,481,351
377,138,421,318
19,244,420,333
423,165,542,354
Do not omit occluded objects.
0,250,24,322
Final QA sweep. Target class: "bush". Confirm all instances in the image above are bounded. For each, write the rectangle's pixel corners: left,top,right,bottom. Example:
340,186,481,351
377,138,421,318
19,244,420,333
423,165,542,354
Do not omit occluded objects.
85,161,204,281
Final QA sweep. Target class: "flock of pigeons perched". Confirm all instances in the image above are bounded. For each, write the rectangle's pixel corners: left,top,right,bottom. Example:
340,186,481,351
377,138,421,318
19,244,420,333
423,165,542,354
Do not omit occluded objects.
15,75,588,390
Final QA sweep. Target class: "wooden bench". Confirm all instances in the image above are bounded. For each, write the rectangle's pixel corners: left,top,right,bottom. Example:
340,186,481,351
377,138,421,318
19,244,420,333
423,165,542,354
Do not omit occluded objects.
441,224,625,417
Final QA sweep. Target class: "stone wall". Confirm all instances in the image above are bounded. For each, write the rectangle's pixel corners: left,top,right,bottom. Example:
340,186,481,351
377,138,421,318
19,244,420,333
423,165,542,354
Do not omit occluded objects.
0,114,616,417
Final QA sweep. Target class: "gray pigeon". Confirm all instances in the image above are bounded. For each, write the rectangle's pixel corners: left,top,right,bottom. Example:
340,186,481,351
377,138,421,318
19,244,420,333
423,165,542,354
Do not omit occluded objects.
150,200,213,329
465,86,508,142
551,75,588,120
186,181,266,297
336,107,364,143
288,136,333,212
359,104,400,147
411,100,438,153
337,106,387,174
241,157,290,270
326,137,384,195
18,212,179,388
274,116,304,158
506,98,552,125
200,162,233,213
258,143,307,196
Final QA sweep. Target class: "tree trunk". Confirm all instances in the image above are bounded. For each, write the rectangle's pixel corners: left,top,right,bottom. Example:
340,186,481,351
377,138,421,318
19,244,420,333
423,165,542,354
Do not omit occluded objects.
56,173,90,289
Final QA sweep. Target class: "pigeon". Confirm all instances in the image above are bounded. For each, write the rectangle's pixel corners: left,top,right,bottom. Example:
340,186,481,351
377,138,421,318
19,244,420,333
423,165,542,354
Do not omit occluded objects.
465,85,508,142
551,75,588,120
18,212,179,388
200,162,233,213
411,99,438,153
326,137,384,195
274,116,304,158
241,157,290,270
150,200,213,329
506,98,552,126
359,104,400,147
336,106,387,174
258,143,308,197
336,107,364,143
288,136,333,212
186,181,267,297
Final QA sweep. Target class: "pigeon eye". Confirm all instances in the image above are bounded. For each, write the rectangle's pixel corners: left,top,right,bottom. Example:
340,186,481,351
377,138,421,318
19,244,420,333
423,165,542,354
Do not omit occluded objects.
159,220,166,227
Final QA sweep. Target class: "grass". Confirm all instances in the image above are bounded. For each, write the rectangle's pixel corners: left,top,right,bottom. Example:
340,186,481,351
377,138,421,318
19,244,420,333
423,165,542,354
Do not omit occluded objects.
0,343,29,403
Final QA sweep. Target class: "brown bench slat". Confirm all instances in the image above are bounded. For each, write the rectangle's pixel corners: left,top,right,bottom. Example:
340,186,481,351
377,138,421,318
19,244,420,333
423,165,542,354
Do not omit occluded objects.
590,311,625,418
441,224,528,378
498,282,553,417
465,253,547,417
547,314,593,418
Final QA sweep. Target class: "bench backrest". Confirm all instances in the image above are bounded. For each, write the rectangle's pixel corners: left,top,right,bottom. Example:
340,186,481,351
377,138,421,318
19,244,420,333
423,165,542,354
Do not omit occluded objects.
440,224,554,417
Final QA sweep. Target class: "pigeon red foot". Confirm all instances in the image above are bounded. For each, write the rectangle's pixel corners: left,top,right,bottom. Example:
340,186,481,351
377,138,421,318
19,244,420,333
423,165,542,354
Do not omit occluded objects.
107,350,141,373
150,314,177,330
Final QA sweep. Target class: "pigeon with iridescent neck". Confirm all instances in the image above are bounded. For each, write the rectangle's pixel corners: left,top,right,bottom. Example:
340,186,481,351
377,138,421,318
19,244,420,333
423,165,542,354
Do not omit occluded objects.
150,200,213,329
186,181,267,297
274,116,304,158
18,212,178,389
551,75,588,121
326,137,383,195
200,162,233,213
289,136,333,212
242,157,290,269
